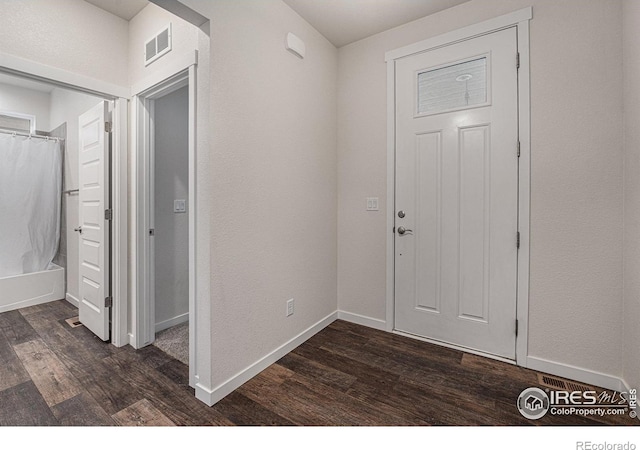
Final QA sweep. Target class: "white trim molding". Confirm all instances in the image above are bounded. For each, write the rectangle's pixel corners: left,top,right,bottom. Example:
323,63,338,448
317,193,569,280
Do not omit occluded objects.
65,293,80,308
0,52,128,99
187,63,198,390
155,312,189,333
515,14,532,368
111,98,129,348
384,7,533,62
527,356,626,393
131,50,197,97
385,7,533,365
196,312,338,407
337,311,387,331
385,56,396,334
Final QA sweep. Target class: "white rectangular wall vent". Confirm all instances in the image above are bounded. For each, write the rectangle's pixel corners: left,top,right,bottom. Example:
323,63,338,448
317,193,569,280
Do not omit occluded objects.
145,24,172,66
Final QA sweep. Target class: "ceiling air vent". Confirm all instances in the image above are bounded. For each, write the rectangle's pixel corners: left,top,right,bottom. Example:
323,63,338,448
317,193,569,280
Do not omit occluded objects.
145,24,172,66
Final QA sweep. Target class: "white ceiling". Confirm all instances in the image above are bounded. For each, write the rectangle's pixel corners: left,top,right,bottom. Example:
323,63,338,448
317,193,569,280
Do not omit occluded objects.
81,0,467,46
282,0,470,47
84,0,148,21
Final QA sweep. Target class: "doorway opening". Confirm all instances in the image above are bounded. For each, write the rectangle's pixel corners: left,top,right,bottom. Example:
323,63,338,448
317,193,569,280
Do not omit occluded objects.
0,68,128,346
150,84,189,363
133,68,197,386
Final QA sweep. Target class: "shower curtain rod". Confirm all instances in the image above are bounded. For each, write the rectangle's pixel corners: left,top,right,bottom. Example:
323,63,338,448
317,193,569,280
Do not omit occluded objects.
0,129,65,142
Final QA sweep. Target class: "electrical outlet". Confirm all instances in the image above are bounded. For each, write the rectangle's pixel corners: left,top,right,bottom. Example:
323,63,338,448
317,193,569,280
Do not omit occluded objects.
286,298,294,317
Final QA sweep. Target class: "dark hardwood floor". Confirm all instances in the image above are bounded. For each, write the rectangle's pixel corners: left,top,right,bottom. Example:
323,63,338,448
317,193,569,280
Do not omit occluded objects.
0,300,635,426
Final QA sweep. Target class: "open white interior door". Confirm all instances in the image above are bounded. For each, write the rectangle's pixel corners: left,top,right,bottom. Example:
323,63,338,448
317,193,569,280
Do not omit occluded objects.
78,101,111,341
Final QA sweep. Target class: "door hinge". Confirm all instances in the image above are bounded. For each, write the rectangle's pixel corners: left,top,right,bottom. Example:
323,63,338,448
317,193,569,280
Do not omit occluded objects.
517,141,521,158
105,121,112,133
515,319,519,337
516,231,521,249
105,296,113,308
516,52,520,70
105,209,113,221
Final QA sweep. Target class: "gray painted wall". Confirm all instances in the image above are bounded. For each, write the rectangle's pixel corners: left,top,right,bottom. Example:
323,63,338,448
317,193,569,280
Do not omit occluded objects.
154,86,189,330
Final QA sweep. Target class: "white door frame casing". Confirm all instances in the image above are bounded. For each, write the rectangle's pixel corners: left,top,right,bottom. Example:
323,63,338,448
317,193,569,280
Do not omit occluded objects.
385,7,532,366
132,70,189,348
131,53,198,388
0,53,129,348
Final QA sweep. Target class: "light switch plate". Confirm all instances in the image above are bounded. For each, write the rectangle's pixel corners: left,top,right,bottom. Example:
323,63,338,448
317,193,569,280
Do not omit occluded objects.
286,298,294,317
174,199,186,213
366,197,379,211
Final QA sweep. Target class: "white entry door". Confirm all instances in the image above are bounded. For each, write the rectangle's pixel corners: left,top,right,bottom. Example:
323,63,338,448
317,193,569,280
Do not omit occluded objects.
394,27,519,359
78,101,111,341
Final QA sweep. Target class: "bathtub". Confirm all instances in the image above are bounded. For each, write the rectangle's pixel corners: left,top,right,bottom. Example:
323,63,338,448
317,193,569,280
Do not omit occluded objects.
0,264,65,313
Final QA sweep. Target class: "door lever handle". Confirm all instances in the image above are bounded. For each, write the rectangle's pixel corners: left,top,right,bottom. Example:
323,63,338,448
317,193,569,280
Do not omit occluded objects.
397,226,413,235
74,226,83,234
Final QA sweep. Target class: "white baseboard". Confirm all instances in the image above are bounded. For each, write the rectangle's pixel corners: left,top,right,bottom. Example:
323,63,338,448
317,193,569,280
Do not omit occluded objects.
337,310,387,331
195,311,338,406
128,332,138,349
195,382,215,406
65,293,79,308
155,312,189,333
527,356,626,392
190,307,634,408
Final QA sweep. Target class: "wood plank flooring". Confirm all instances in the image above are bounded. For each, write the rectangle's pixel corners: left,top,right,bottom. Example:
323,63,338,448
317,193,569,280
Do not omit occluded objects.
0,300,635,426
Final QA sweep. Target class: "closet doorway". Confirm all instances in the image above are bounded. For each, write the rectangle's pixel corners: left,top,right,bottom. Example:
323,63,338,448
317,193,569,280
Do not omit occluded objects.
133,68,196,386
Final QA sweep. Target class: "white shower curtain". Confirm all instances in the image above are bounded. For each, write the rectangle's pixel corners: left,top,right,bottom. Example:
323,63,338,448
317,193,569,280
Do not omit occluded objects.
0,134,62,278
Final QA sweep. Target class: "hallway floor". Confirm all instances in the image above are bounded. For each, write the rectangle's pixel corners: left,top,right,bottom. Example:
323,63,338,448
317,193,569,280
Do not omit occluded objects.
0,300,635,426
153,322,188,365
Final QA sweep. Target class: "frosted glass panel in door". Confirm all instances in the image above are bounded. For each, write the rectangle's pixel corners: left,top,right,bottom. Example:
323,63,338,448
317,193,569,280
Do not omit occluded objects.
417,57,487,115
